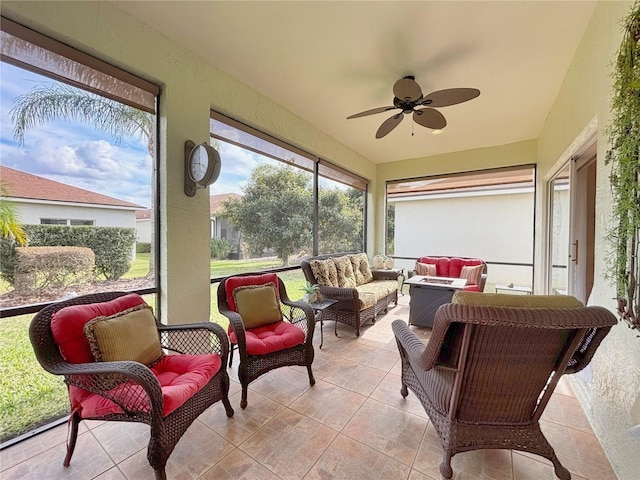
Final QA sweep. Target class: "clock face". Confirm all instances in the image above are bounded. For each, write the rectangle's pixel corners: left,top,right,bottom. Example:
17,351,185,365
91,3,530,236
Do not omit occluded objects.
189,145,209,183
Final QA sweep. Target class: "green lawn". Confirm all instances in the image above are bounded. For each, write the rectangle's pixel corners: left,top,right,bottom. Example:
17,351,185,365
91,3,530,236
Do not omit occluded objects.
0,256,308,442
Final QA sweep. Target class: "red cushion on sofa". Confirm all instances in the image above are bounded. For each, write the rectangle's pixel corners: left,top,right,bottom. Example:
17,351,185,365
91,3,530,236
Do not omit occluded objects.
227,321,304,355
418,257,451,277
449,257,484,279
69,353,221,418
51,294,146,364
225,274,280,312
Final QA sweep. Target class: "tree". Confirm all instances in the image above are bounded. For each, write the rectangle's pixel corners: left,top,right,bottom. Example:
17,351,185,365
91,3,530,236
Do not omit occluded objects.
0,183,27,247
318,187,363,253
221,165,312,265
9,83,156,279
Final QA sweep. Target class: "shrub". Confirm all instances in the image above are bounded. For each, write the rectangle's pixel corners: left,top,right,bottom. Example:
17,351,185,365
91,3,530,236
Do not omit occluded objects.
0,225,136,284
14,246,95,294
136,242,151,253
210,238,233,260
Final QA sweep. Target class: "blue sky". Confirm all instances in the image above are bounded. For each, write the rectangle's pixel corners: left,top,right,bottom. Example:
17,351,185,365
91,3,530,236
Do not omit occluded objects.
1,61,341,209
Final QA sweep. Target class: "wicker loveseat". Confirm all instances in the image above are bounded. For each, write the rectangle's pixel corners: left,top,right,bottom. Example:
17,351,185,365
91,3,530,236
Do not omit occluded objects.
301,253,399,337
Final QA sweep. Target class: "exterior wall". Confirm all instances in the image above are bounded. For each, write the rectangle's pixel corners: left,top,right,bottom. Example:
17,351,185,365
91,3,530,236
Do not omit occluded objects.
535,2,640,478
1,1,376,324
392,189,535,287
13,200,136,228
136,219,151,243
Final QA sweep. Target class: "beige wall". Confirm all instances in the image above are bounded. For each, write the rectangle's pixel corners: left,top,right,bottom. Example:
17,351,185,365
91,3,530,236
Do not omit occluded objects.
3,1,639,477
1,0,375,323
535,2,640,478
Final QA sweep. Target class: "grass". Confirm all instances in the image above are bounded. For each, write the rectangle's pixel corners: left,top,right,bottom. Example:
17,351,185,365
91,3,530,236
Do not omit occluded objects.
0,256,308,443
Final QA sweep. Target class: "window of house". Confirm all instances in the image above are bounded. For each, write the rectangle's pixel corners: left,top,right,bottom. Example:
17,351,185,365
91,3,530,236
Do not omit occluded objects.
0,17,159,443
386,165,536,292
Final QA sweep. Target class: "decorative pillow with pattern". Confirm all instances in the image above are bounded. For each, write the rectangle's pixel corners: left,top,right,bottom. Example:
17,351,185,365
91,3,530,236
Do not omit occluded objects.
232,282,283,329
348,253,373,286
309,258,338,287
84,304,163,366
416,262,437,276
334,256,357,288
459,264,484,286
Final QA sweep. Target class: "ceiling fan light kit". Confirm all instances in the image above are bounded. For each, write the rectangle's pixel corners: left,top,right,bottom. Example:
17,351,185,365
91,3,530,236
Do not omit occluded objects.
347,75,480,138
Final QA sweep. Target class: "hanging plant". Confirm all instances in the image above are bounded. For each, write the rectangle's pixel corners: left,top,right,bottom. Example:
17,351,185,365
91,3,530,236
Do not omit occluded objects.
605,1,640,329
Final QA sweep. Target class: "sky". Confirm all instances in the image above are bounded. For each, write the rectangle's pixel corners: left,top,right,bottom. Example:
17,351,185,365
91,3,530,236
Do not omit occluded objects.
0,61,343,210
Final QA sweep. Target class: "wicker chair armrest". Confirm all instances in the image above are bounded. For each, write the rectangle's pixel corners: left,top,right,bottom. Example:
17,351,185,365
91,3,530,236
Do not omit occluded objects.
158,322,229,359
372,270,400,281
218,306,246,347
280,299,315,340
318,285,357,301
391,320,432,368
63,360,164,416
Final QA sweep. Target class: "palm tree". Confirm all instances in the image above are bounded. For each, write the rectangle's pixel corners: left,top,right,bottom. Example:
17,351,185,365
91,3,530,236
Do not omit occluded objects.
0,183,27,246
10,83,156,278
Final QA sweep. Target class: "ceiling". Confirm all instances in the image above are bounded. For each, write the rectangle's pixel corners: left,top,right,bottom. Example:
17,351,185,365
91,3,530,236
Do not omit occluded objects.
113,1,596,164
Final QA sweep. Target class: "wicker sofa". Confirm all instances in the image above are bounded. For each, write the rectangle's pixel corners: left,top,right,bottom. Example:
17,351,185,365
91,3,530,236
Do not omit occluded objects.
301,252,399,337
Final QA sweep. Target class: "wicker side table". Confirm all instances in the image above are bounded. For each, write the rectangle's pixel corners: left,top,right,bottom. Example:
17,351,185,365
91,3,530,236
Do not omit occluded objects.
308,298,338,348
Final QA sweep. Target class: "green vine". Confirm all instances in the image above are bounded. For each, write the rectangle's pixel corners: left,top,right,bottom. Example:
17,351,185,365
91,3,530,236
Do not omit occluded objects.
605,1,640,328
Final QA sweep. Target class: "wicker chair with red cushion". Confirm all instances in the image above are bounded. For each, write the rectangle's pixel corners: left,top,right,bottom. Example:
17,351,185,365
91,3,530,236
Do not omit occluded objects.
29,291,234,480
392,291,617,480
218,273,316,409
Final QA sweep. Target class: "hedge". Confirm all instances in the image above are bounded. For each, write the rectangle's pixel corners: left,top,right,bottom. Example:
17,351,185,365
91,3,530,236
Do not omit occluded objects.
0,225,136,284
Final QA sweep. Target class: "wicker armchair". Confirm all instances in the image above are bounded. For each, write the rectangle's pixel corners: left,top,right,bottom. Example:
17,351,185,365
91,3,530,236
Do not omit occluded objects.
29,291,234,480
218,273,315,409
392,292,617,480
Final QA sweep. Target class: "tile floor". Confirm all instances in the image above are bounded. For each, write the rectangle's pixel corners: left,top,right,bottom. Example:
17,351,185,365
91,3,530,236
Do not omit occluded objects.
0,295,617,480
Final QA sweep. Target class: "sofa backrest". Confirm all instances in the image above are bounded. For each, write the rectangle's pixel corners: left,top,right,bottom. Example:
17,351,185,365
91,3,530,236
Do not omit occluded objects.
301,252,372,287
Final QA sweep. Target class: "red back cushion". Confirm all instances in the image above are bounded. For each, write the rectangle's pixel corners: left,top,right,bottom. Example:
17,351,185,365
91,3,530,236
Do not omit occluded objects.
225,273,280,311
418,257,451,277
449,258,484,279
51,294,146,364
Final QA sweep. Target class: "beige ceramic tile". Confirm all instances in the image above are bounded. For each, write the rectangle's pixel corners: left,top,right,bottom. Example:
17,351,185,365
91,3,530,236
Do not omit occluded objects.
93,467,127,479
199,389,286,445
412,424,446,479
289,380,367,431
239,408,337,480
322,360,387,396
344,342,401,372
542,393,593,433
408,469,438,480
553,375,576,397
370,371,429,419
90,421,148,464
1,431,114,479
450,449,513,480
342,398,428,466
304,434,411,480
199,448,281,480
512,452,556,480
248,367,314,406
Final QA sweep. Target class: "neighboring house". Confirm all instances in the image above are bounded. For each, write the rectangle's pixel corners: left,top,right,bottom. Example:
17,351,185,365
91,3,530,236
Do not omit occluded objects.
210,193,242,255
0,165,143,256
135,209,152,243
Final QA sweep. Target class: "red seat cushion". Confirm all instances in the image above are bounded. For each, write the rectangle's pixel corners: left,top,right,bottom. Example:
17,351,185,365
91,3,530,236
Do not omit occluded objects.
51,294,146,364
228,321,305,355
69,353,221,418
225,274,280,311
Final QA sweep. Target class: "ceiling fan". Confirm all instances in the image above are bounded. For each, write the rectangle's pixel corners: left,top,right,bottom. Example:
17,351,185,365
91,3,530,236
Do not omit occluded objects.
347,76,480,139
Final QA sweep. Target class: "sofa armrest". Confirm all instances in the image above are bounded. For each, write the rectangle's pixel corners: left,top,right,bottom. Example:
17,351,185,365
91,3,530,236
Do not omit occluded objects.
372,269,401,281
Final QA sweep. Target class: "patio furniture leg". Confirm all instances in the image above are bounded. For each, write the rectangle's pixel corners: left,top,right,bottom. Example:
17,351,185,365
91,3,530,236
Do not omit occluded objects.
154,468,167,480
241,385,248,409
228,344,234,367
307,364,315,386
63,410,80,467
440,453,454,479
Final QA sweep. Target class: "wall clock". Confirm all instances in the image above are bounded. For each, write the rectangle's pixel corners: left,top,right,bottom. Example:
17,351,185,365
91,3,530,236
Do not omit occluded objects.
184,140,221,196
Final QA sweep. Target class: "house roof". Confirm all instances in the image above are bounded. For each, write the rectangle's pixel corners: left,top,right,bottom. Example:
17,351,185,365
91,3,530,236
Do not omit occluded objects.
0,166,143,209
210,193,241,215
136,209,152,220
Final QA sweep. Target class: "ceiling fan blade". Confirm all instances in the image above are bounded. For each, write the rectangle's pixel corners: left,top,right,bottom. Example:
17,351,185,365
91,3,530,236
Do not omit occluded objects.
413,108,447,129
347,106,397,119
376,113,404,138
393,77,423,102
422,88,480,107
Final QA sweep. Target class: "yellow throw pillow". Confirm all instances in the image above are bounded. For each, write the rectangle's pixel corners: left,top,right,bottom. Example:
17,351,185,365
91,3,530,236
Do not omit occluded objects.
309,258,338,287
334,255,357,288
233,282,283,329
84,304,163,366
459,264,484,285
349,253,373,286
452,291,584,308
416,262,437,276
